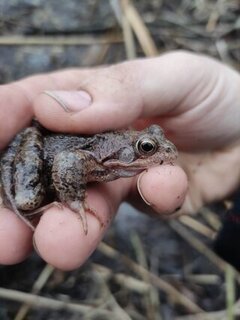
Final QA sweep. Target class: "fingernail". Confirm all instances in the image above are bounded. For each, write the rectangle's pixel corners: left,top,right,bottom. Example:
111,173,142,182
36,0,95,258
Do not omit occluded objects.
43,90,92,112
137,172,151,206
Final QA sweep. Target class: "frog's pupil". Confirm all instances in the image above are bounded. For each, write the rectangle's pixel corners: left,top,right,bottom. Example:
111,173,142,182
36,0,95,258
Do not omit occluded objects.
141,141,154,152
136,138,157,155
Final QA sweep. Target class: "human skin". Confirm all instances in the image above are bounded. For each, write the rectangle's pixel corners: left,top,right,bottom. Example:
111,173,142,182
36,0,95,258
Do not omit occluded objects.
0,51,240,270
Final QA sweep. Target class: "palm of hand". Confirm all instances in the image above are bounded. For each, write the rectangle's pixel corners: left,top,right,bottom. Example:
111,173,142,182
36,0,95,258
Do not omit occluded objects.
179,145,240,213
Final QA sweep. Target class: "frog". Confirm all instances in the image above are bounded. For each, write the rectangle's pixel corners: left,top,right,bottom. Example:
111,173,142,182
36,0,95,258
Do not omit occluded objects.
0,122,177,234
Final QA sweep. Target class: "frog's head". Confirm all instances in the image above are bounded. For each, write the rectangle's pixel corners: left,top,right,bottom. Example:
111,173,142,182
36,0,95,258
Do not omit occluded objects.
103,125,177,176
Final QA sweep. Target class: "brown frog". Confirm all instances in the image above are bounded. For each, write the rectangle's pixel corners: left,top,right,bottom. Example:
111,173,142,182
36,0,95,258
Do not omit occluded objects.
0,122,177,234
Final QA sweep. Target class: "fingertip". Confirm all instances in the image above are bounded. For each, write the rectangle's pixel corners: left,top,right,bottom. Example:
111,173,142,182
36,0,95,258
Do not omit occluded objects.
34,208,97,270
33,90,97,133
33,91,138,134
33,64,143,134
138,165,188,215
33,188,113,270
0,209,33,264
33,92,75,133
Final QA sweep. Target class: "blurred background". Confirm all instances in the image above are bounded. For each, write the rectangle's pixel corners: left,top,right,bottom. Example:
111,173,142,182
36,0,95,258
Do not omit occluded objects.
0,1,239,319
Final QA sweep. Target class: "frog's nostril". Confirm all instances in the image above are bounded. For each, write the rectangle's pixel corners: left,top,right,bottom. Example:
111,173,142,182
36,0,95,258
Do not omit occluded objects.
166,147,172,153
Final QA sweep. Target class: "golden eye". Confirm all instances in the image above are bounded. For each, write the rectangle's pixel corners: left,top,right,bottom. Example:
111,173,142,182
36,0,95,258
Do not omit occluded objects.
136,138,157,155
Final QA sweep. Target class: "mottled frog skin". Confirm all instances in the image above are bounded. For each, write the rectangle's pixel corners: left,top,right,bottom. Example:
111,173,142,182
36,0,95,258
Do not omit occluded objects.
0,122,177,234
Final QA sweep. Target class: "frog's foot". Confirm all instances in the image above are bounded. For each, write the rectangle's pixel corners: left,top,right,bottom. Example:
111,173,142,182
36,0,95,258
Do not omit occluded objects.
0,189,35,231
24,201,64,217
68,200,104,235
84,202,105,230
6,207,35,231
18,214,36,231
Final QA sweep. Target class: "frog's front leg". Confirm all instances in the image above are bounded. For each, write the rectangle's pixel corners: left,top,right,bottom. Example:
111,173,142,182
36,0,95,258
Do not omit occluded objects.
52,150,103,234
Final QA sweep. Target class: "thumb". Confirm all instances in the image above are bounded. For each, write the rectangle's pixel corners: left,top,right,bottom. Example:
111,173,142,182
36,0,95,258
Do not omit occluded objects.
33,51,201,133
33,64,144,133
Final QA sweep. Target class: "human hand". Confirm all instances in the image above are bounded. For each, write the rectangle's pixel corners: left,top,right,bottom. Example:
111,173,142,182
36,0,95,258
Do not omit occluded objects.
0,51,239,270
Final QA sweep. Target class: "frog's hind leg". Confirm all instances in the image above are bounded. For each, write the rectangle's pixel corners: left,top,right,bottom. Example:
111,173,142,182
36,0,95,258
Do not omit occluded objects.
52,150,104,235
0,174,35,230
24,200,100,235
24,201,64,217
0,132,34,229
0,131,23,211
0,126,44,231
10,205,36,231
13,127,45,211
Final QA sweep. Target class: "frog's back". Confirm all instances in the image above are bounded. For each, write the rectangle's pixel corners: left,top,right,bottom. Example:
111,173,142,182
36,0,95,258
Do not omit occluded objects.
43,134,95,166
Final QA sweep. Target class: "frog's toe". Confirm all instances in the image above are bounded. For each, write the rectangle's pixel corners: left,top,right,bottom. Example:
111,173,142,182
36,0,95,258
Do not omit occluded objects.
67,200,88,235
83,203,105,230
67,200,105,235
15,210,35,231
24,201,64,216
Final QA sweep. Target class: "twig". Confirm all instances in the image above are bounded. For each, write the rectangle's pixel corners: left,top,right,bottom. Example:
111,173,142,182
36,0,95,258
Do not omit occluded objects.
131,231,162,320
110,0,136,59
226,265,235,320
93,263,152,294
0,287,116,318
169,220,239,277
14,264,55,320
122,0,158,56
0,34,122,46
92,266,132,320
120,0,137,59
178,215,216,239
98,242,203,313
199,207,222,232
176,299,240,320
162,274,220,285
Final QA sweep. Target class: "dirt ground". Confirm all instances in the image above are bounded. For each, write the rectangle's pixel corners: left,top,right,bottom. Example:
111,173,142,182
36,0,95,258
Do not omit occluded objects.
0,1,239,319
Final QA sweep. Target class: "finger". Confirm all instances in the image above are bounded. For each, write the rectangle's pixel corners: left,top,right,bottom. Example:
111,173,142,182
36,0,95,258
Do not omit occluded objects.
129,165,188,216
2,51,196,145
32,51,207,134
33,179,129,270
0,70,90,149
0,71,94,264
0,164,187,268
0,85,33,148
33,52,240,151
33,165,188,270
3,51,239,147
0,208,33,264
33,67,143,133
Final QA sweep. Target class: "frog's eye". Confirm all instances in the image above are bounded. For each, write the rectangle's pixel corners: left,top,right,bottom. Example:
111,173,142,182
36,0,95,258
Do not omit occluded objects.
136,138,157,156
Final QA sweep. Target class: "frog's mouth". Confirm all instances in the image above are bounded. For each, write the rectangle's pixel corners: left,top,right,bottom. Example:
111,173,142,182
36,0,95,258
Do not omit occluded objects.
103,156,175,169
103,157,177,178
